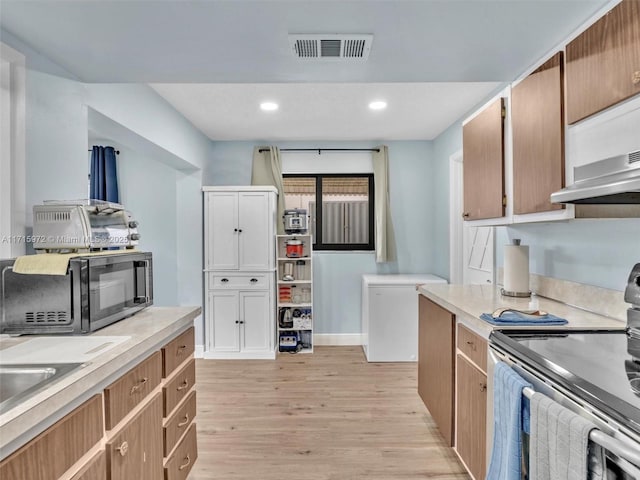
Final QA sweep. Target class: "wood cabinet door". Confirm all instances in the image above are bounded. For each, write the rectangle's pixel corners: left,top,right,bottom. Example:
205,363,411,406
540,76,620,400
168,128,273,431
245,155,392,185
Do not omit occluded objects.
208,291,240,352
566,0,640,124
206,192,239,271
456,355,487,480
512,52,565,215
240,290,271,352
238,191,272,271
106,393,163,480
462,98,505,220
418,295,455,446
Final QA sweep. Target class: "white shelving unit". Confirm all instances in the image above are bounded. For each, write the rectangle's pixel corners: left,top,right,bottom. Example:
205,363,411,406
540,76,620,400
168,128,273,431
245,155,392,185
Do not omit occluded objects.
276,234,313,354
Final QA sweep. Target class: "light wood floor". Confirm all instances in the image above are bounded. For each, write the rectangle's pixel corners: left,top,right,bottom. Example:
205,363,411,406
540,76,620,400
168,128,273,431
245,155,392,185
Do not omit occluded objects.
189,346,469,480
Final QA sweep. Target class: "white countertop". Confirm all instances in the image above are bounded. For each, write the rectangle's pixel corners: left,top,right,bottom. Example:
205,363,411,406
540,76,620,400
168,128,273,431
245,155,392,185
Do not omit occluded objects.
362,273,447,286
417,283,626,339
0,306,201,459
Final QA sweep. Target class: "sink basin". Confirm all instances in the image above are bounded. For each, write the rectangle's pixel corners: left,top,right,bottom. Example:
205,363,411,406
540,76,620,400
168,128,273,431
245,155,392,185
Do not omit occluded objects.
0,363,83,414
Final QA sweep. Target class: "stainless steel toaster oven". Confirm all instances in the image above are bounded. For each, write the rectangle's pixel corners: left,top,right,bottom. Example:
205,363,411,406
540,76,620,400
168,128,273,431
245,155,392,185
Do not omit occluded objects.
0,252,153,335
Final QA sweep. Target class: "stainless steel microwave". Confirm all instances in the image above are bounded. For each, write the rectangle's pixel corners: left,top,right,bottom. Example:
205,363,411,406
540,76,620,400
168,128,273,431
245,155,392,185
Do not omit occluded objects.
0,252,153,335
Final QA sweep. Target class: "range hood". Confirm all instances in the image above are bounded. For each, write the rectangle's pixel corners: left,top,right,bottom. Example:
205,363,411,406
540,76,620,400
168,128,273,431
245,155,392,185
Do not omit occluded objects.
550,151,640,204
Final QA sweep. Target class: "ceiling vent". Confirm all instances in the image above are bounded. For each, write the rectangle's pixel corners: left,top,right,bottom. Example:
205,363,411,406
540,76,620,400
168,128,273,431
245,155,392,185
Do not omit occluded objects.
288,34,373,61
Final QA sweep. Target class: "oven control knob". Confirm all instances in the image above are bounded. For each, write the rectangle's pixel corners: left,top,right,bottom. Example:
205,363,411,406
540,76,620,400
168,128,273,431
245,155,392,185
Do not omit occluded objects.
128,221,139,228
130,233,141,241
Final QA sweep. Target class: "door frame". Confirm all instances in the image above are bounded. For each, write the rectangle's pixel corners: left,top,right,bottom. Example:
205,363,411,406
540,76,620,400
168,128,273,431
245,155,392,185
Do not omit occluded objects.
449,150,464,284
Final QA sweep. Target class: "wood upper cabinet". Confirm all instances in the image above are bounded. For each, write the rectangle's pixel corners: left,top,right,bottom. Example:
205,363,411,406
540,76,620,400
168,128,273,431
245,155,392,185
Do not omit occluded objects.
456,354,487,480
418,295,455,446
512,52,565,214
462,98,506,220
566,0,640,124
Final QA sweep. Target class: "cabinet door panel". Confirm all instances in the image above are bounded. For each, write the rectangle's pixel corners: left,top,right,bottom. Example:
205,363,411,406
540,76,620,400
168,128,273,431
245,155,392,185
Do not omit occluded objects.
566,0,640,124
106,393,163,480
456,355,487,480
70,450,106,480
163,359,196,417
206,192,239,270
462,98,505,221
238,192,272,271
512,52,565,215
208,291,240,352
418,295,455,446
240,290,270,352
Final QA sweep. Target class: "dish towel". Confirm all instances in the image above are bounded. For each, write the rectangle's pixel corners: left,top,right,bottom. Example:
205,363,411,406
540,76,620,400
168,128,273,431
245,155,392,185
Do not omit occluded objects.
530,392,605,480
486,362,532,480
480,312,568,326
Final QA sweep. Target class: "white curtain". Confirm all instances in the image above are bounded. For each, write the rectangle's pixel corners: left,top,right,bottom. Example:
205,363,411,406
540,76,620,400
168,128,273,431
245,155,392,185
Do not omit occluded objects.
251,146,286,234
372,145,397,263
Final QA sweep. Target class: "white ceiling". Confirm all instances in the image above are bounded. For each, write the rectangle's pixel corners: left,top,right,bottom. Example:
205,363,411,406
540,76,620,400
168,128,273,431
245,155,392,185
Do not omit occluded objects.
0,0,611,141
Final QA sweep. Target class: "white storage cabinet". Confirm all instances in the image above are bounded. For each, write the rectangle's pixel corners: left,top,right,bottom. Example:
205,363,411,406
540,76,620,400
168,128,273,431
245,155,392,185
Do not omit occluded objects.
361,274,447,362
203,186,277,359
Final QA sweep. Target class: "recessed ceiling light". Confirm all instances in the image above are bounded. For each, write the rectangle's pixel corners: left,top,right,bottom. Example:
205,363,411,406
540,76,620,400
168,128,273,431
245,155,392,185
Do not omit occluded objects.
260,101,279,111
369,100,387,111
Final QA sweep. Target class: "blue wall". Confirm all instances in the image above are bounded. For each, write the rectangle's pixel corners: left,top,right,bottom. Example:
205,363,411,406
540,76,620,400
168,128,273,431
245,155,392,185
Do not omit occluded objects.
206,140,438,334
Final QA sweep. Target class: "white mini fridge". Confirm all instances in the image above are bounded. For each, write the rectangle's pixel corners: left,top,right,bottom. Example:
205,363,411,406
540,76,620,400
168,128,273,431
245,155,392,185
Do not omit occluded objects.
361,274,447,362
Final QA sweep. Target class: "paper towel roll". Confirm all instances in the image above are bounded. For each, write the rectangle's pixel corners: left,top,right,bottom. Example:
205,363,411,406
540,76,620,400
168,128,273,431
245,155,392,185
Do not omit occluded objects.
504,242,529,295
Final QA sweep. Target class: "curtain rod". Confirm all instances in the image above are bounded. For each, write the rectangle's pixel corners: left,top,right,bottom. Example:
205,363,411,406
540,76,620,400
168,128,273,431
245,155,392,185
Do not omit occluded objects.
258,148,379,154
88,149,120,154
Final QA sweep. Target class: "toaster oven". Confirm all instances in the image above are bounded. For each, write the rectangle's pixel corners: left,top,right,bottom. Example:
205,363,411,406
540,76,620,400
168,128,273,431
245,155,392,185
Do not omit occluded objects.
0,252,153,335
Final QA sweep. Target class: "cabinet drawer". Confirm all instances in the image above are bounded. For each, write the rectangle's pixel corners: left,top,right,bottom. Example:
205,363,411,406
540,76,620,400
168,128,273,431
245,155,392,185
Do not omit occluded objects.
163,359,196,417
104,351,162,430
164,391,197,456
70,450,106,480
106,393,163,480
164,423,198,480
209,273,269,289
0,395,103,480
457,324,488,373
162,328,195,378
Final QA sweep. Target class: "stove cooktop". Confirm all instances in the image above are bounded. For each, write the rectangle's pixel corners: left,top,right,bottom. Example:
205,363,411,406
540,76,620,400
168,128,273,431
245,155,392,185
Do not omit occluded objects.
491,329,640,437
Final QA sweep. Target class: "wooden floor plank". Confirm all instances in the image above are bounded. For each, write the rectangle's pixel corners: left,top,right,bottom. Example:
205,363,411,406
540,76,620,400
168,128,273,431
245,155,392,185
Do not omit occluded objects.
189,346,469,480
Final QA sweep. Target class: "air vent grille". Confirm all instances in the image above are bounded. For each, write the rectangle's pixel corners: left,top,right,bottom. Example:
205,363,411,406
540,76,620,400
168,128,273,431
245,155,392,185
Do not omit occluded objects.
36,211,71,223
289,34,373,61
25,311,70,324
629,150,640,164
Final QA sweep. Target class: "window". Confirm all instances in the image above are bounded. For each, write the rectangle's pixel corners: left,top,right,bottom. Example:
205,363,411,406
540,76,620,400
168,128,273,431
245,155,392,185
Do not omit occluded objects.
283,174,374,251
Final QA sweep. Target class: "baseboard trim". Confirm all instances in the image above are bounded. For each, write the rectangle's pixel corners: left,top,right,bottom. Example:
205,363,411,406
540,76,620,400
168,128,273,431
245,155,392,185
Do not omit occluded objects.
194,345,205,359
313,334,363,346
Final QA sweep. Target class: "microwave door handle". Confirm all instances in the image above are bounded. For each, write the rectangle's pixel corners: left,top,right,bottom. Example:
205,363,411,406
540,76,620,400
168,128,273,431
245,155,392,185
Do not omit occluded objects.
134,260,150,304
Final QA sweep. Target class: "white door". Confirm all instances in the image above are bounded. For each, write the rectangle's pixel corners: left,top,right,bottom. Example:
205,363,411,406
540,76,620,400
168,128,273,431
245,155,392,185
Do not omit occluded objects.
206,192,239,271
463,226,494,285
209,290,240,352
238,192,271,271
239,290,270,352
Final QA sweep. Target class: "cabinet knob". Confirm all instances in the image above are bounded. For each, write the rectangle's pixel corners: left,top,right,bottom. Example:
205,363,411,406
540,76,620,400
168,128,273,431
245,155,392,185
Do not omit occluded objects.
116,441,129,457
235,320,239,324
239,320,245,324
634,71,640,85
234,228,238,232
462,212,470,218
238,229,243,233
130,377,148,395
179,454,191,471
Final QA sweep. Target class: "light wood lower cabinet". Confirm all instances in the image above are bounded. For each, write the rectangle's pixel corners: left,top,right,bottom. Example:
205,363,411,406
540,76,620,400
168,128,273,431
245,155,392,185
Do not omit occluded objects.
106,393,163,480
0,395,103,480
455,325,488,480
70,451,106,480
418,295,455,446
164,423,198,480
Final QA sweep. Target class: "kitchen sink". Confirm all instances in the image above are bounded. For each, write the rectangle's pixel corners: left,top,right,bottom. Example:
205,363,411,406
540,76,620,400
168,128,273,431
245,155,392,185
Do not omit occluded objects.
0,363,83,414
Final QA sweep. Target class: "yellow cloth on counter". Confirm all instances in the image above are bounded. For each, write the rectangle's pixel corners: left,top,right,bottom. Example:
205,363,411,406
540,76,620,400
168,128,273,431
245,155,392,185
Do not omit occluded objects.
13,250,139,276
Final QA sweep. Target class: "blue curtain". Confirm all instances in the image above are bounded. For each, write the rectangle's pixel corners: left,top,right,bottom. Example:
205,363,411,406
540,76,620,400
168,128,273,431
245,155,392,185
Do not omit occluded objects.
90,146,119,202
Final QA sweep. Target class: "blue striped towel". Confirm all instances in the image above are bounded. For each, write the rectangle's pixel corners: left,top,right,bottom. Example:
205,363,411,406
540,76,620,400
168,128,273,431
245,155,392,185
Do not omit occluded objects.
480,311,567,326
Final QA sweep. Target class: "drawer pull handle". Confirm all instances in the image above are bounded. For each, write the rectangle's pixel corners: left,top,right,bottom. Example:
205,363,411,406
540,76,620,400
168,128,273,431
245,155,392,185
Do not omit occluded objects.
116,441,129,457
250,278,258,283
633,71,640,85
179,454,191,471
462,212,470,218
480,383,487,392
177,379,189,391
221,278,229,283
178,413,190,428
130,377,148,395
466,340,476,350
177,345,187,356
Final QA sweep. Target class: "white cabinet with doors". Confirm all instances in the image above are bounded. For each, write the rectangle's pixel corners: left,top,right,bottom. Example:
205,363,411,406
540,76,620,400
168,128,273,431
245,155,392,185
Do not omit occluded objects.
203,186,277,359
